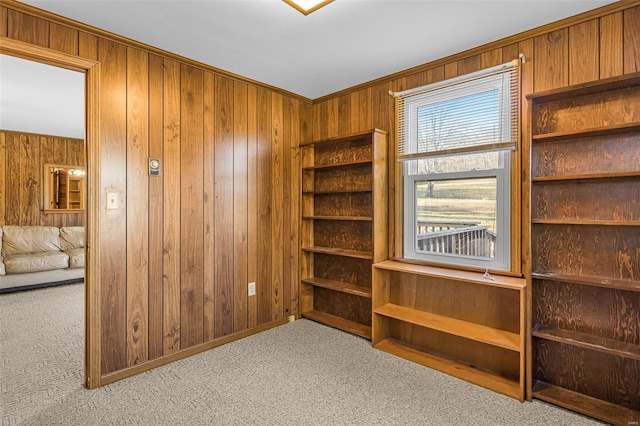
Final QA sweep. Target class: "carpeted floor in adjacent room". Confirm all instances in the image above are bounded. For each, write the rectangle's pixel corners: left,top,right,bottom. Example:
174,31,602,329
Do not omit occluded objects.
0,283,602,425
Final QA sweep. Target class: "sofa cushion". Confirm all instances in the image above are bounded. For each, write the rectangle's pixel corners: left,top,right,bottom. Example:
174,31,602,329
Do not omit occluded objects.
0,226,3,254
1,226,62,257
65,248,84,269
0,256,5,276
4,251,69,274
60,227,85,251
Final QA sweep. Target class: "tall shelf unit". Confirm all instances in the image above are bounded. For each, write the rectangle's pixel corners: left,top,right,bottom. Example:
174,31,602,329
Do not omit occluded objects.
528,72,640,424
299,129,388,339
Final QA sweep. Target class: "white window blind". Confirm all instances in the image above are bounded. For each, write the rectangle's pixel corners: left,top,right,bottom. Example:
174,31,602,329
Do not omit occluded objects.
393,60,520,161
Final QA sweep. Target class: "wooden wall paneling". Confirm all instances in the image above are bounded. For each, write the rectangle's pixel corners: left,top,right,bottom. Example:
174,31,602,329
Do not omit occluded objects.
457,54,482,75
281,96,292,318
126,47,149,367
256,87,272,325
502,43,519,62
518,36,535,401
98,38,127,375
7,9,48,47
162,58,181,355
214,75,234,337
147,53,164,361
406,70,428,91
326,98,338,138
271,93,284,320
0,131,4,225
337,94,350,136
311,103,321,144
569,19,599,85
78,31,98,61
202,72,216,341
534,28,569,92
38,135,54,226
350,92,359,133
247,85,258,327
319,101,329,140
599,12,623,79
623,6,640,74
18,133,39,226
49,22,78,55
180,64,204,349
288,99,299,318
233,80,249,332
0,6,7,37
444,61,458,79
4,132,18,225
358,88,372,133
481,48,503,68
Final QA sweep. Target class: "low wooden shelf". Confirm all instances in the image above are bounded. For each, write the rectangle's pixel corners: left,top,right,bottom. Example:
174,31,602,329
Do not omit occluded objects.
301,277,372,298
532,324,640,361
302,310,372,339
372,260,526,401
532,381,640,425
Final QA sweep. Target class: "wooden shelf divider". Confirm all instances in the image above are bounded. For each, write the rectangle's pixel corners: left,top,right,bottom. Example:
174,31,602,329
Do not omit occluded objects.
302,310,372,339
531,219,640,226
302,188,373,194
302,215,372,221
532,324,640,361
531,122,640,142
532,381,640,425
302,159,372,170
531,171,640,182
532,271,640,293
301,277,372,298
301,246,373,260
376,303,520,352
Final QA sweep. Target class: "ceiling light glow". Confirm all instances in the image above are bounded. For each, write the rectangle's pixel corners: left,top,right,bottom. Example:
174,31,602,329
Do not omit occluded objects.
283,0,334,15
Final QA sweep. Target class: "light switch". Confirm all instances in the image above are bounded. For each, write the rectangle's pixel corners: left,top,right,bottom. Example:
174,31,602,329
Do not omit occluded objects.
107,192,119,210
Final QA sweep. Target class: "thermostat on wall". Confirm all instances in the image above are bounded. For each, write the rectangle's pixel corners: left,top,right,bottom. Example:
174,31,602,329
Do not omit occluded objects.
149,158,161,176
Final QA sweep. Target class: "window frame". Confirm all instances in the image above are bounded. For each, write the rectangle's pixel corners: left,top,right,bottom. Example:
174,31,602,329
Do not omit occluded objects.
403,151,511,271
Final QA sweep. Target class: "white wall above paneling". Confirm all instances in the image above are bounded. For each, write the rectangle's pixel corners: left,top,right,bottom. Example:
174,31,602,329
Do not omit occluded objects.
0,54,85,139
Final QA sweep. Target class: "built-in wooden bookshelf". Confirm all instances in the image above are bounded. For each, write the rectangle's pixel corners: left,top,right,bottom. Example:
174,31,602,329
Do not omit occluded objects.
372,260,526,401
528,72,640,424
299,129,388,339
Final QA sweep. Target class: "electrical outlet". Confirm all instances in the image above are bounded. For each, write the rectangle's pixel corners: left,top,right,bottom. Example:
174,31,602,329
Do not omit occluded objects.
248,281,256,296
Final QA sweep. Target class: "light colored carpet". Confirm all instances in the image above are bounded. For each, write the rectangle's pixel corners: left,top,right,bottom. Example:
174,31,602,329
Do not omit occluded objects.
1,283,602,426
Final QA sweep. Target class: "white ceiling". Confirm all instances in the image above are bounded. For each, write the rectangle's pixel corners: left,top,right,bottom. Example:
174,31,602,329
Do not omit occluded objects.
22,0,615,100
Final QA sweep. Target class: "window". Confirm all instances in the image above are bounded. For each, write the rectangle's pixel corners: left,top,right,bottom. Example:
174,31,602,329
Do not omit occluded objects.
394,61,520,271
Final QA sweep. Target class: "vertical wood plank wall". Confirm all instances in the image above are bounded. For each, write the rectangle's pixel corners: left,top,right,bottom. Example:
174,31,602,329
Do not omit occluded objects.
0,129,85,227
0,4,311,377
311,4,640,264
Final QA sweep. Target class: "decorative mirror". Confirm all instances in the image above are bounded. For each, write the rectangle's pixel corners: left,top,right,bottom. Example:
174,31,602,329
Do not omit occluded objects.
43,163,85,212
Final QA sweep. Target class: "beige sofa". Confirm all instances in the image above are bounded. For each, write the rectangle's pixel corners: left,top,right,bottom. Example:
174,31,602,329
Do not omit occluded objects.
0,226,84,293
